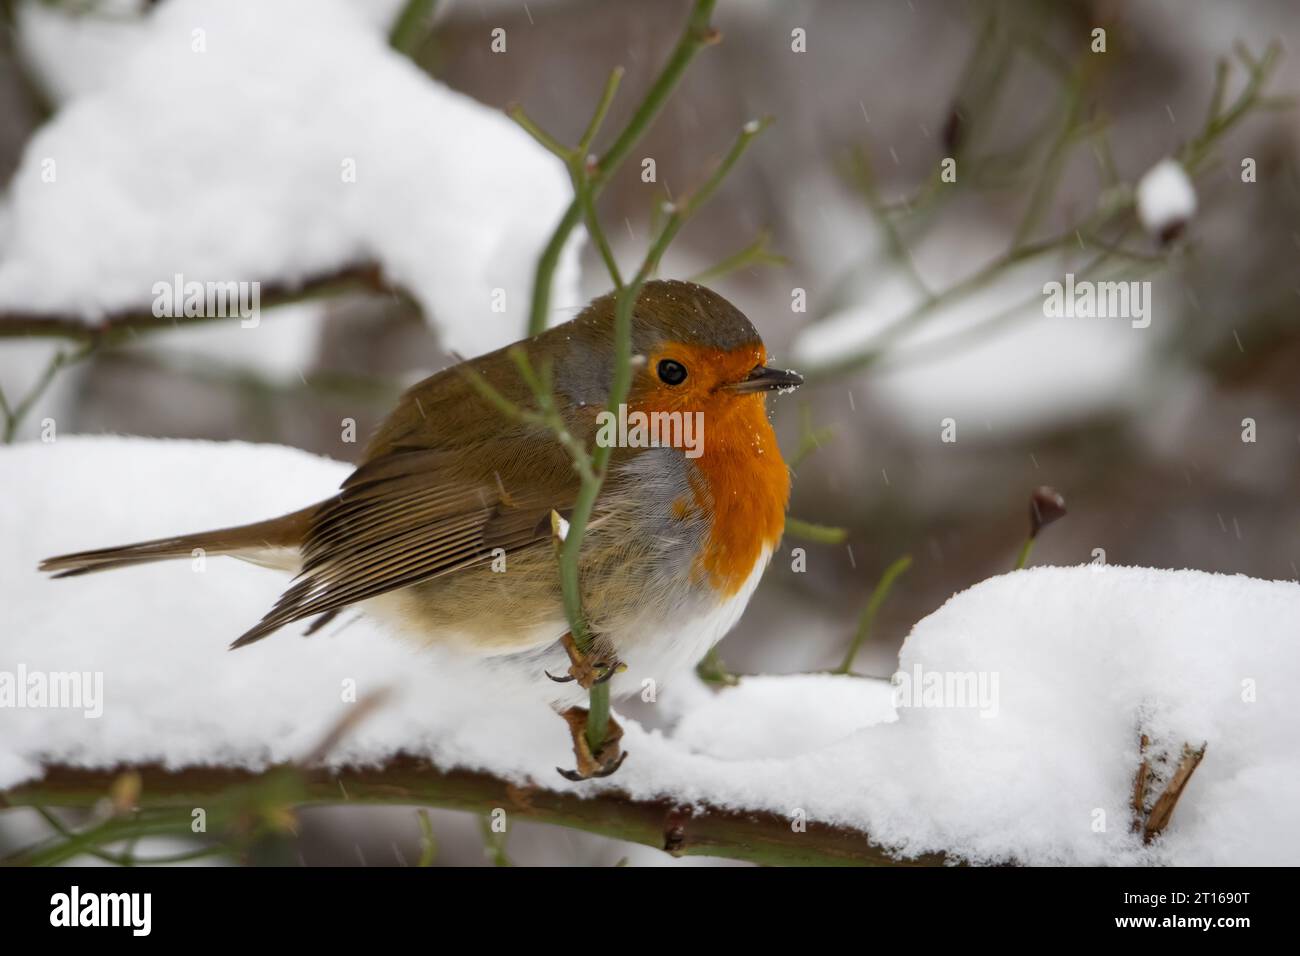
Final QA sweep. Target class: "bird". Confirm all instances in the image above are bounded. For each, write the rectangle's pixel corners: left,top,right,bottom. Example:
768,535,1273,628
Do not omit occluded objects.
39,279,802,777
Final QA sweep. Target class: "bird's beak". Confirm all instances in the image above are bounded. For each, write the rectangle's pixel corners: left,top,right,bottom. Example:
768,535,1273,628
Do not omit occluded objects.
726,365,804,394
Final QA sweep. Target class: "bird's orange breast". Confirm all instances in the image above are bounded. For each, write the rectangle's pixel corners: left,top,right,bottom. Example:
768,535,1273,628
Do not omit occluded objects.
690,397,790,596
630,339,790,599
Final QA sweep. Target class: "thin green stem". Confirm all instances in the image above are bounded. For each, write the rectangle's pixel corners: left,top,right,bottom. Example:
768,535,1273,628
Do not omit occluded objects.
416,809,438,866
849,147,932,299
1182,42,1283,173
526,0,719,336
578,67,625,156
509,105,573,159
785,518,848,545
688,229,787,285
558,119,769,751
1010,62,1089,248
836,554,912,675
574,171,624,289
2,342,95,443
789,404,836,471
10,810,196,867
478,815,513,867
802,234,1067,382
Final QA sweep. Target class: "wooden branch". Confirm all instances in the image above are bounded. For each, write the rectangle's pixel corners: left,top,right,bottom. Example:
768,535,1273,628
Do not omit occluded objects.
0,756,944,867
0,263,399,344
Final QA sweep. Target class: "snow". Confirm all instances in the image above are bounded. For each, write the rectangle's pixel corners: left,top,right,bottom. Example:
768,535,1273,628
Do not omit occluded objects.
3,436,1298,865
1136,158,1197,239
2,0,583,357
14,0,148,104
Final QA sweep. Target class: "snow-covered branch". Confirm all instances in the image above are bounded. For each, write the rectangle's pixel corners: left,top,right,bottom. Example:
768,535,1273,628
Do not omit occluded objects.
0,264,392,343
2,759,940,867
4,439,1296,866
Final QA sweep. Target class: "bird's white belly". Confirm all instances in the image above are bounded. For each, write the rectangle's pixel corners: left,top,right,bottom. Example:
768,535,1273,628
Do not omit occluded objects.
351,543,775,707
600,544,773,701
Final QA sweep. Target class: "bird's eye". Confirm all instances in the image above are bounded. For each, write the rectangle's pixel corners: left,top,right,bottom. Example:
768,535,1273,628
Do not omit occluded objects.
657,359,688,385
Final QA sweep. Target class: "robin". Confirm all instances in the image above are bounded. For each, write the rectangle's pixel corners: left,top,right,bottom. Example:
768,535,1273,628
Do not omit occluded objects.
40,279,802,776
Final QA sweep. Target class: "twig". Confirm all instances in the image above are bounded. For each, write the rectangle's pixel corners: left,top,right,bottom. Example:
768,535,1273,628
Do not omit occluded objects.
0,263,394,343
801,43,1286,384
848,147,932,299
556,118,770,754
4,759,947,867
785,518,848,545
525,0,721,336
688,229,787,285
1182,42,1284,172
478,814,513,867
0,342,94,443
511,67,628,290
836,554,912,675
790,403,836,471
416,809,438,866
498,85,769,768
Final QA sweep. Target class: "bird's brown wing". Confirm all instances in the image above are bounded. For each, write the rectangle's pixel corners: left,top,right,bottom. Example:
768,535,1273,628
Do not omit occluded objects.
229,445,577,648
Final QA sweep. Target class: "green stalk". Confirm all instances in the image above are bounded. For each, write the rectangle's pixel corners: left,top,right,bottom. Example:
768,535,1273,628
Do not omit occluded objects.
527,0,719,336
1013,537,1034,571
560,120,768,751
836,554,912,675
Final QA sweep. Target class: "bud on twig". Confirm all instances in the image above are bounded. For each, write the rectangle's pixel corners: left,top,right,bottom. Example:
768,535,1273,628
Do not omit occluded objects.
1029,485,1067,539
1015,486,1067,571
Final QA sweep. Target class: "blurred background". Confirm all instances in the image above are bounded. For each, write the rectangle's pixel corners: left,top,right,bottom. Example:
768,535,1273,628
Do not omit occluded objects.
1,0,1297,864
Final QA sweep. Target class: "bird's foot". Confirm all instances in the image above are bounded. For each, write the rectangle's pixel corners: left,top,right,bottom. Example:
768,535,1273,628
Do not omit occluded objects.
556,707,627,781
545,631,623,690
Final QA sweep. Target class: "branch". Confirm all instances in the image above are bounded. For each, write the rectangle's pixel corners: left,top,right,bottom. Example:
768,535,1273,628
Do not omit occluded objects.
687,229,787,285
525,0,720,336
836,554,912,674
801,42,1287,383
0,263,396,344
0,759,945,868
508,49,770,771
556,118,769,755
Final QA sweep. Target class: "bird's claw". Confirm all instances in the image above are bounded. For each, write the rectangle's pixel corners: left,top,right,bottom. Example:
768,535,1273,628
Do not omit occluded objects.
593,663,622,685
557,751,627,781
555,706,626,781
548,632,622,690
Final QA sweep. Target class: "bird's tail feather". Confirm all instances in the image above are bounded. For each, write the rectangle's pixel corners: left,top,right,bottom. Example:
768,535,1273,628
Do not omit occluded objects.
38,505,319,578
